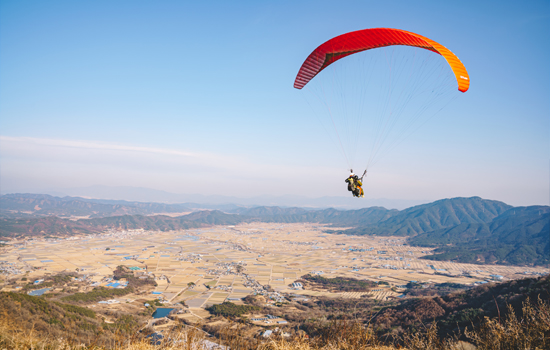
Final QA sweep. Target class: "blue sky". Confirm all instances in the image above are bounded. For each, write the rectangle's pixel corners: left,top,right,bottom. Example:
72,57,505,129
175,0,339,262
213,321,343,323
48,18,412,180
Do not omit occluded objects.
1,0,548,206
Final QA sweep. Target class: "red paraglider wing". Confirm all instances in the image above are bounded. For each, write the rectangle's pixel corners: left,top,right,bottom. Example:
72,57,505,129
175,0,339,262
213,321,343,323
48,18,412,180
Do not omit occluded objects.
294,28,470,92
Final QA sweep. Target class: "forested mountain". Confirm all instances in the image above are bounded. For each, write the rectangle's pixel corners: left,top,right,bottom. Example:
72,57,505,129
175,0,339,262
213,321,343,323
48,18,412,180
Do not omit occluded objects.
410,206,549,246
413,206,550,265
340,197,512,235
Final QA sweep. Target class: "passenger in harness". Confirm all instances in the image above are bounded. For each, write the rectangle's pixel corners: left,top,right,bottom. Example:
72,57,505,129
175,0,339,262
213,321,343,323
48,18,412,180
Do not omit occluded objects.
345,170,365,198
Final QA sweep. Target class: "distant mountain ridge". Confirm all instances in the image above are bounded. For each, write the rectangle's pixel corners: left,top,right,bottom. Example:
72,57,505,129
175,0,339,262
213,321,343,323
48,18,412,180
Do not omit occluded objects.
235,206,398,227
0,194,548,266
6,185,429,209
0,193,193,218
0,210,241,238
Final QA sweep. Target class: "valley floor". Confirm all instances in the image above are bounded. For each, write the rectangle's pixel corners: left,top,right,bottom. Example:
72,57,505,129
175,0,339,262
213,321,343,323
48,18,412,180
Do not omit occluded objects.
1,223,548,309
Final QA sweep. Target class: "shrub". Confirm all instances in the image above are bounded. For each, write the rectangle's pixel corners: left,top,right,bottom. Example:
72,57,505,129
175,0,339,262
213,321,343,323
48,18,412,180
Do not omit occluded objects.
206,302,259,317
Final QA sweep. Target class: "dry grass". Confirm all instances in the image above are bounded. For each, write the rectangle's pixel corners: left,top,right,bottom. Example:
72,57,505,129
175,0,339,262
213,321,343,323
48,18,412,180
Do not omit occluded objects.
0,297,548,350
259,338,396,350
464,296,550,350
0,320,209,350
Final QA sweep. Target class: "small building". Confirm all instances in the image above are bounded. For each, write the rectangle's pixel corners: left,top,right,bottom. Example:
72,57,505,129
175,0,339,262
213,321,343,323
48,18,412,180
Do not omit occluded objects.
262,330,273,338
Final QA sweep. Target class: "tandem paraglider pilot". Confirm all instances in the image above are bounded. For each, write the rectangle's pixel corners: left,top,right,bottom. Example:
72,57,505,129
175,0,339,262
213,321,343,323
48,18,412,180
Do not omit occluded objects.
345,170,365,198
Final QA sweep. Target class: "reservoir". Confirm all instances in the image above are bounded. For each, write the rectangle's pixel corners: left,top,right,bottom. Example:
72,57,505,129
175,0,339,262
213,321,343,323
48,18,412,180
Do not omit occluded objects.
152,308,175,318
28,288,51,296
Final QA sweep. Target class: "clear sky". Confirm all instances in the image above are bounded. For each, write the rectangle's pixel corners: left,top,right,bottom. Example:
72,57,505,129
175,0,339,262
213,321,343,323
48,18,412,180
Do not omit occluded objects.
1,0,548,206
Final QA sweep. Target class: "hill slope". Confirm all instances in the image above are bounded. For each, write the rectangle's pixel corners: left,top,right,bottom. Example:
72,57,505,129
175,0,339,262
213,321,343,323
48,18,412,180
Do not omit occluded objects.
372,275,550,340
414,206,550,265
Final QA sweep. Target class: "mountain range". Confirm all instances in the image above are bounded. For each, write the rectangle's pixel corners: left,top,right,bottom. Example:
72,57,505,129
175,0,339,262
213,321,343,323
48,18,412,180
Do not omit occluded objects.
3,185,428,210
0,193,548,266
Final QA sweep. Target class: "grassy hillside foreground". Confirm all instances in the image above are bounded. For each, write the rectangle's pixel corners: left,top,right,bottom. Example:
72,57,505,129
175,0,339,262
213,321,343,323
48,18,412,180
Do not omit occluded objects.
0,293,548,349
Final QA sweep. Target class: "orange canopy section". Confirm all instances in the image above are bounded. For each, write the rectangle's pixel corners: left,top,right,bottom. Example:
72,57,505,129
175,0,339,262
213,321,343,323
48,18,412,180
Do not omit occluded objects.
294,28,470,92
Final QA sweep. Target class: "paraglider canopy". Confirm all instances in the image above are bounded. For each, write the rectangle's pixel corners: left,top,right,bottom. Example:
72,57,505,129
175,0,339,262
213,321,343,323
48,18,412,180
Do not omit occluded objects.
294,28,469,92
294,27,470,175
